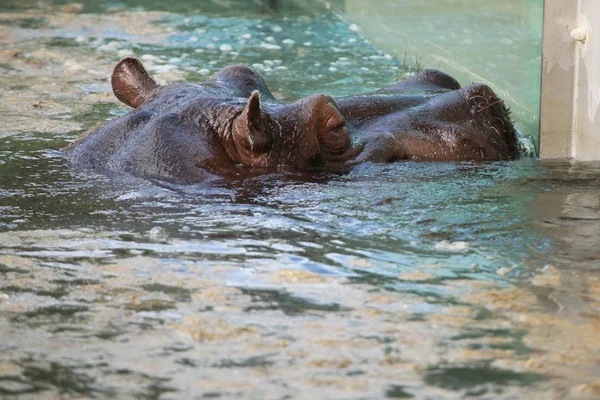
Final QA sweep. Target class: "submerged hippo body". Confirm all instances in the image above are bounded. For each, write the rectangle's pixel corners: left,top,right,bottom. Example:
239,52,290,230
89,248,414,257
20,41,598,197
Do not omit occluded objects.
66,58,518,182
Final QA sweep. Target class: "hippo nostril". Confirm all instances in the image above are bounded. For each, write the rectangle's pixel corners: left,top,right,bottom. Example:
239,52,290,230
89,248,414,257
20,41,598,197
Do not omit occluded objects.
465,84,503,114
418,69,461,90
466,84,494,98
322,126,349,154
319,102,350,154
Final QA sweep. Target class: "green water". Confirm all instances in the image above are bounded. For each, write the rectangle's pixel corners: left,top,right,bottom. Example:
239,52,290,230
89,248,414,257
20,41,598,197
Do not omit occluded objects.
335,0,543,151
1,1,600,399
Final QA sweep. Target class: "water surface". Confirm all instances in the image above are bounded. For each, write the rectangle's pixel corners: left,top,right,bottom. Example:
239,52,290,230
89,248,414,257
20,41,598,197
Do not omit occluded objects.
1,1,600,399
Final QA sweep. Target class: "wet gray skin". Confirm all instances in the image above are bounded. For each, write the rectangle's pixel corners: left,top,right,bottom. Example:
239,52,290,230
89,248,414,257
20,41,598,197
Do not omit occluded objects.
65,58,517,183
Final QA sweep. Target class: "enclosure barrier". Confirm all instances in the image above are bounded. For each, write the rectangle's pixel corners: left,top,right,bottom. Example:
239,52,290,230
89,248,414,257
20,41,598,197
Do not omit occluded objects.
540,0,600,160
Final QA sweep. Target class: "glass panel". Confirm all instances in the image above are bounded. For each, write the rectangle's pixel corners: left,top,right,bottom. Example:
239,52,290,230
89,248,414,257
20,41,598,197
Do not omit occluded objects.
331,0,544,152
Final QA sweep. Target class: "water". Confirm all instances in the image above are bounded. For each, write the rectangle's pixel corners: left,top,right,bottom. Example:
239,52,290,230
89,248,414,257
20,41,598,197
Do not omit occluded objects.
337,0,543,149
1,1,600,399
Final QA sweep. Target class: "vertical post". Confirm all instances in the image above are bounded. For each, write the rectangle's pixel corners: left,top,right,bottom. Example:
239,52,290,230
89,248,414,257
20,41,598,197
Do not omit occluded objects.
540,0,600,160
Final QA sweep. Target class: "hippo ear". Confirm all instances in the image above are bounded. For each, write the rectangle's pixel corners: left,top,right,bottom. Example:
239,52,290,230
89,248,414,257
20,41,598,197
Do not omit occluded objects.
233,91,272,155
111,58,158,108
245,90,263,129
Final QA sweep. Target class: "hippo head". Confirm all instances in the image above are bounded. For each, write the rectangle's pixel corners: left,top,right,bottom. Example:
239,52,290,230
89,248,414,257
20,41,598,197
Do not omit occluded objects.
220,90,353,171
66,58,355,182
66,58,517,183
337,69,519,163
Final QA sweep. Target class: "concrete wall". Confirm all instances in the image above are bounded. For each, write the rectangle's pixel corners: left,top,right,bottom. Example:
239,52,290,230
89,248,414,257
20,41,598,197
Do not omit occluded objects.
540,0,600,160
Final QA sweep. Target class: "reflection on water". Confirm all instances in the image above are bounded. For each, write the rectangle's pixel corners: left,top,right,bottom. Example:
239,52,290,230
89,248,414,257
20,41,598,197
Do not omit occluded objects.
1,1,600,399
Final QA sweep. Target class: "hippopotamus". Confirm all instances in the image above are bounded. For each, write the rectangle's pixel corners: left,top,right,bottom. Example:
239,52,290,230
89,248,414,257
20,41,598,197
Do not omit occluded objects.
65,58,518,183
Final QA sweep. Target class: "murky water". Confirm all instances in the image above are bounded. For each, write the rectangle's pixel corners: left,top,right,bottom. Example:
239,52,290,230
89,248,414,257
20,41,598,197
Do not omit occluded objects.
1,1,600,399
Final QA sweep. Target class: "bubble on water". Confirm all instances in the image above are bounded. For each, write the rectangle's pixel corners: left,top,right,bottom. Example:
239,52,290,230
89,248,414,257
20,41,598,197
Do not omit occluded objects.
199,68,211,75
206,43,216,49
241,33,252,39
195,28,206,34
348,23,360,32
303,42,312,46
252,63,264,69
149,226,167,241
282,39,295,45
211,36,220,42
189,36,198,42
271,25,283,33
496,265,518,276
219,44,233,52
348,38,357,43
168,57,182,63
328,66,338,72
64,60,85,73
117,49,134,58
434,240,470,253
150,64,178,73
96,40,121,52
274,66,288,71
265,36,275,42
261,43,282,51
141,54,162,63
496,268,509,276
517,131,537,157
